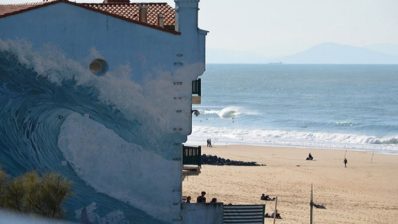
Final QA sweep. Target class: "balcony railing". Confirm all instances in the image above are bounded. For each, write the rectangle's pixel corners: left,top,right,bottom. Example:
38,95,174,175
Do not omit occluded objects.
224,204,265,224
192,79,201,104
192,79,201,96
183,145,201,167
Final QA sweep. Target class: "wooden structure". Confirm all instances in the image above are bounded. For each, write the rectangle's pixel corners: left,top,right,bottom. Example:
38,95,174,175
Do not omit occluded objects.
182,145,201,177
183,145,201,166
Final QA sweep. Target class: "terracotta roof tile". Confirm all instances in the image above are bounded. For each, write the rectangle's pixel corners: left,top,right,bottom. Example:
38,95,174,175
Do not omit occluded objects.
0,2,47,16
0,1,176,32
82,3,175,27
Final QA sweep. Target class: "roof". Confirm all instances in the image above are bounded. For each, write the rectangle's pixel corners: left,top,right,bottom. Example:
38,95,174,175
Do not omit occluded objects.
0,2,45,16
82,3,175,27
0,0,177,34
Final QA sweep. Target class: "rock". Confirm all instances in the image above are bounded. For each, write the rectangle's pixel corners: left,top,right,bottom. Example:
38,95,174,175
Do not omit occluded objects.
201,154,262,166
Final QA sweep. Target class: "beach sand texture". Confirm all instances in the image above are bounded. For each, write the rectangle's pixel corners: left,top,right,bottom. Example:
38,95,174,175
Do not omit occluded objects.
183,145,398,224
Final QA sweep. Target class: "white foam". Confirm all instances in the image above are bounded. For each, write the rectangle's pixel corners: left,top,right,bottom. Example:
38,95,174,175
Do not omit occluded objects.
201,106,258,119
186,125,398,153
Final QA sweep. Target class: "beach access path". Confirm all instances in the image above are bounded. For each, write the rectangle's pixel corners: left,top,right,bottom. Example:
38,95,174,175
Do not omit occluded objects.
183,145,398,224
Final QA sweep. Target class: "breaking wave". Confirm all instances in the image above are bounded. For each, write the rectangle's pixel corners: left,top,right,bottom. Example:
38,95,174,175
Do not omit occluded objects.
370,137,398,145
0,40,181,223
201,106,258,119
187,126,398,153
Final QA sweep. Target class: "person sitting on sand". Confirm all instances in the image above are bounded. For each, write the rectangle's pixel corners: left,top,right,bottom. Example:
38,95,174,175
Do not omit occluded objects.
261,193,275,201
197,191,206,203
265,211,282,219
272,210,282,219
313,203,326,209
306,153,314,160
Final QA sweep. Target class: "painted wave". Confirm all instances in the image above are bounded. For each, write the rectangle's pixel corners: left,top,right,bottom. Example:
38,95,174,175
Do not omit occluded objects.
0,40,180,223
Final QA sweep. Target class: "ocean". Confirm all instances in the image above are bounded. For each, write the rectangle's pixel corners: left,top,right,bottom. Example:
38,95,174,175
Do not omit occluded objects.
188,64,398,154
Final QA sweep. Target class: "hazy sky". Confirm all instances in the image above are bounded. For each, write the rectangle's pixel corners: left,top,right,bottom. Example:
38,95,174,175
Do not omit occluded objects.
5,0,398,57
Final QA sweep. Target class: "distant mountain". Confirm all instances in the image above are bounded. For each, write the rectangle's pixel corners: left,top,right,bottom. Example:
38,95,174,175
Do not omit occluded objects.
279,43,398,64
364,43,398,56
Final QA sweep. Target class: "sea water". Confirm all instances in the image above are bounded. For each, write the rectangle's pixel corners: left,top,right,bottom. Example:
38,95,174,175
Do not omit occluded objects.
188,64,398,154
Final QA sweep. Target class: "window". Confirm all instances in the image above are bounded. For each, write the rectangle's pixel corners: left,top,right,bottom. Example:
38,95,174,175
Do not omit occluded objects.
89,58,108,76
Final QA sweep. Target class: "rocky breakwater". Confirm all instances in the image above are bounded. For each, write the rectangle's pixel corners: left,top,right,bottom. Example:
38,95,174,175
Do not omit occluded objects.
201,154,263,166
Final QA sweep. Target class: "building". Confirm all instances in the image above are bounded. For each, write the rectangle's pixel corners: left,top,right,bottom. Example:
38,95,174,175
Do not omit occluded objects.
0,0,218,223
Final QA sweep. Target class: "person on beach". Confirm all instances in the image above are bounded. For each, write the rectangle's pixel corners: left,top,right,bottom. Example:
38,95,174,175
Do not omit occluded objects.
306,153,314,160
207,139,212,147
261,193,267,200
344,158,348,168
210,198,217,204
265,211,282,219
197,191,206,203
186,196,191,203
261,193,275,201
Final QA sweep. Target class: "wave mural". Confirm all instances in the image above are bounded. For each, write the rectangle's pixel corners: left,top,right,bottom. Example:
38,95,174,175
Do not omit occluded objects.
0,40,184,223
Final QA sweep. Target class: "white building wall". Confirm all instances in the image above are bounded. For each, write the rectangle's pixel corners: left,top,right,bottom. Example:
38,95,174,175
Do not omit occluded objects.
181,203,224,224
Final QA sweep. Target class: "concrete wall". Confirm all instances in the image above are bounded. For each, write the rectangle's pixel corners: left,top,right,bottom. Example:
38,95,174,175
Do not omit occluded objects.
181,203,224,224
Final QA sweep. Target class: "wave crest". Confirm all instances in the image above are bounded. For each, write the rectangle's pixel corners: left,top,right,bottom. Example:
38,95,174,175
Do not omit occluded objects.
369,137,398,145
202,106,258,118
187,126,398,153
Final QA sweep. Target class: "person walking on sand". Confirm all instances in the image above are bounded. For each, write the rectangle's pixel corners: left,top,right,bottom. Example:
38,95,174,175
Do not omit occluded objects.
207,139,212,147
344,158,348,168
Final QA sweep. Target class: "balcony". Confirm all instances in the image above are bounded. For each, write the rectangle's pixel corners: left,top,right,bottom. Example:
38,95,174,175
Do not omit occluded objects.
182,145,201,177
192,79,201,104
183,145,201,166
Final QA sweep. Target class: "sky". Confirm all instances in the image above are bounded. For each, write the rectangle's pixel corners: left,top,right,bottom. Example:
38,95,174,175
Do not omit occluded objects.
4,0,398,59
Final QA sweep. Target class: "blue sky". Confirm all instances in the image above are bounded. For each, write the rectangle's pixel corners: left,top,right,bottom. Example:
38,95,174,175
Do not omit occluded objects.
5,0,398,58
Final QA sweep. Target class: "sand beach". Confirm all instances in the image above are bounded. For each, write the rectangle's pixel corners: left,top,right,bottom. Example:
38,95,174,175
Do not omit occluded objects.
183,145,398,224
